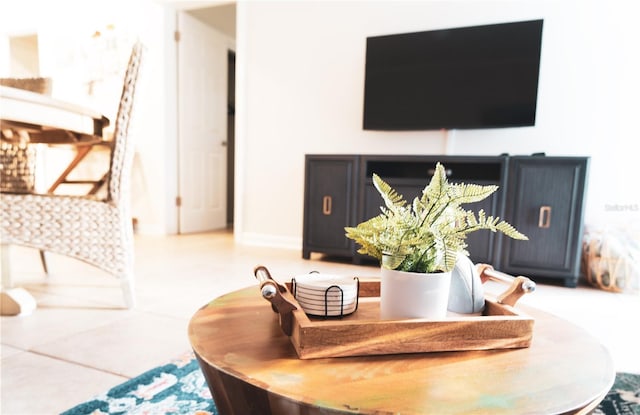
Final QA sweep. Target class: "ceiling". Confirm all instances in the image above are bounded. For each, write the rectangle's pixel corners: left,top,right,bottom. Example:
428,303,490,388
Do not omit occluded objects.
187,3,236,39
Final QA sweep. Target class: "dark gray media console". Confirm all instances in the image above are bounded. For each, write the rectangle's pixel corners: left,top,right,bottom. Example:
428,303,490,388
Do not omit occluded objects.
302,154,589,287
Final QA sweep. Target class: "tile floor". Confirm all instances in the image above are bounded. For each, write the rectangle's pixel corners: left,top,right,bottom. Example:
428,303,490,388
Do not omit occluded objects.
1,229,639,415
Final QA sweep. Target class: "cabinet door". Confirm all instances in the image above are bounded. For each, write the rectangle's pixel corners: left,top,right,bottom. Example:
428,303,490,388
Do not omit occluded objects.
502,157,588,285
303,157,357,258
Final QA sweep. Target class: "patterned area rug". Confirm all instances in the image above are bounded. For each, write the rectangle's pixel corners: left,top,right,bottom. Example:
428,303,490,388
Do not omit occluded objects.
60,352,217,415
61,352,639,415
594,372,640,415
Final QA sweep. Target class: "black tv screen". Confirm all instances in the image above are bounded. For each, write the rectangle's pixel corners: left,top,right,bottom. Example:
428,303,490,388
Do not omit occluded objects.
363,19,543,131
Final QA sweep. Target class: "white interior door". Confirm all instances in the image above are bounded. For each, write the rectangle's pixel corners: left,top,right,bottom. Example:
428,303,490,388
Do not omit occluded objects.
177,11,228,233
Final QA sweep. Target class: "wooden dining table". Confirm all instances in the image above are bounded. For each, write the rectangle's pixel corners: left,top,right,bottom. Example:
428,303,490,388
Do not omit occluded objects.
0,85,110,193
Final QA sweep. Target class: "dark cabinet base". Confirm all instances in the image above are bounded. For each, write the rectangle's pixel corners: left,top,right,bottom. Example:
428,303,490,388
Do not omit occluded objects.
302,154,589,286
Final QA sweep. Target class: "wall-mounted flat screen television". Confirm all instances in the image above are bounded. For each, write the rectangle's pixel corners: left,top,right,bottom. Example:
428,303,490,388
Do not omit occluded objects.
363,19,544,131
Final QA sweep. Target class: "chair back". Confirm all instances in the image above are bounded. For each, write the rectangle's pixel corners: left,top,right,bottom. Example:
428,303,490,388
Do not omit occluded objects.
108,41,143,204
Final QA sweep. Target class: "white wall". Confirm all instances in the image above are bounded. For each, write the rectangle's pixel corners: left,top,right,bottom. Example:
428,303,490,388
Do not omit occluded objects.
235,0,640,249
2,0,638,248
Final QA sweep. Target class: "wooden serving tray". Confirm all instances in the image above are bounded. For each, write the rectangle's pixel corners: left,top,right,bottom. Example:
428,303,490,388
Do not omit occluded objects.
254,265,535,359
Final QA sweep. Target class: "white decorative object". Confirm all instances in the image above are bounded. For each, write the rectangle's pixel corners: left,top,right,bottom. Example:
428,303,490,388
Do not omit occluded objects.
448,253,485,314
380,268,452,320
292,273,359,317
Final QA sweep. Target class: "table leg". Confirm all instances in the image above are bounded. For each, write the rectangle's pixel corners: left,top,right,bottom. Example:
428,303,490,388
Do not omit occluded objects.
47,145,93,193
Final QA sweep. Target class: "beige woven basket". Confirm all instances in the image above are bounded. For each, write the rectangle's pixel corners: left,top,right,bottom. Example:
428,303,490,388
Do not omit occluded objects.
0,77,52,94
0,141,36,193
582,229,640,293
0,77,52,193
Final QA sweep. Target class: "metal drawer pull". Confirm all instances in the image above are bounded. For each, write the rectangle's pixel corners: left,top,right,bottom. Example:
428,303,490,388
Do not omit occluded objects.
538,205,551,228
322,196,332,215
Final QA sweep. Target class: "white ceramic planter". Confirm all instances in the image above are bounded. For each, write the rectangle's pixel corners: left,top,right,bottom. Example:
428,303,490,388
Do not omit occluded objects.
380,267,452,320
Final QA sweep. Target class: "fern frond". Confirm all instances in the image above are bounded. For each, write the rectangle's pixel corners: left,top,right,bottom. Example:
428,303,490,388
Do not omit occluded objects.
424,163,448,200
373,174,406,211
450,183,499,205
495,221,529,240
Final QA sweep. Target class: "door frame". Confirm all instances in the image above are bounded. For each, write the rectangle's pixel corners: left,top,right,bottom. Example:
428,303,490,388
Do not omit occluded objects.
164,4,237,235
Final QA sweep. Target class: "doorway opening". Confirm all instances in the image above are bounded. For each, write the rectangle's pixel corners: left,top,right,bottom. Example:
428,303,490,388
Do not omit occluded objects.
176,5,236,234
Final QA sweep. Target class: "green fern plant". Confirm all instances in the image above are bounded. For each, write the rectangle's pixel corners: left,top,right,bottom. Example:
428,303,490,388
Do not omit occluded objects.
344,162,528,273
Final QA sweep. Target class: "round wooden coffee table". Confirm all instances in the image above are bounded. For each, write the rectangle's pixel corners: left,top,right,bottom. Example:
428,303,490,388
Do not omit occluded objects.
189,285,614,415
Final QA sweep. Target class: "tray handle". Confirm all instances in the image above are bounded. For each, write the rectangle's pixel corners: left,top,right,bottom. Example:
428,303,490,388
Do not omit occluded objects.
254,265,298,336
476,264,536,307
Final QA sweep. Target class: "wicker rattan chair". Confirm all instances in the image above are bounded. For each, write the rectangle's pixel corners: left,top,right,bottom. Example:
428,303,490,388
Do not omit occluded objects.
0,42,143,308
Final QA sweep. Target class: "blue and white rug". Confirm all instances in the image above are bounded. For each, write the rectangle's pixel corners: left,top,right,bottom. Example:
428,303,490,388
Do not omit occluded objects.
61,352,639,415
60,352,217,415
594,372,640,415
